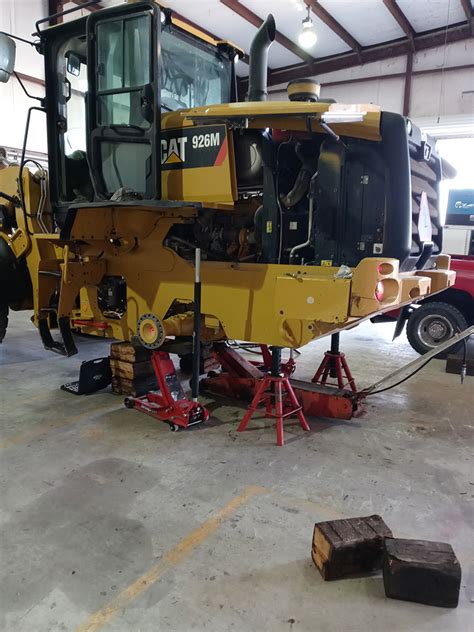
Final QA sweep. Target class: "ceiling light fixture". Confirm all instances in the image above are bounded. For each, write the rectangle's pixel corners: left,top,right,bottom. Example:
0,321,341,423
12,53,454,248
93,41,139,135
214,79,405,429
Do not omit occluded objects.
298,6,317,49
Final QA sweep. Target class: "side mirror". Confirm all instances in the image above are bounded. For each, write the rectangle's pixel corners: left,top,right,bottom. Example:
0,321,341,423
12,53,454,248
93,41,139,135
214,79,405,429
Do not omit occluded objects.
66,52,81,77
0,33,16,83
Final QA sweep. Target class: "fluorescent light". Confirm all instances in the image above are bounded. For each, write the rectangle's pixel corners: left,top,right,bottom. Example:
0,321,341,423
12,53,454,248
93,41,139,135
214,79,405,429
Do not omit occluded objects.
321,112,366,124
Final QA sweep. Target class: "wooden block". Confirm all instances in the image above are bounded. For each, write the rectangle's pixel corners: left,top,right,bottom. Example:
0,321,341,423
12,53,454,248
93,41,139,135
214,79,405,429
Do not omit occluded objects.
110,341,151,363
111,373,158,397
109,358,154,380
383,538,461,608
311,515,392,581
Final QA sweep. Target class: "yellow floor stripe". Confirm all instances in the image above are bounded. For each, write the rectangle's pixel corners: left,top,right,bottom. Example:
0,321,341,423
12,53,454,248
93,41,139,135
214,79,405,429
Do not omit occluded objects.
0,403,119,449
74,485,268,632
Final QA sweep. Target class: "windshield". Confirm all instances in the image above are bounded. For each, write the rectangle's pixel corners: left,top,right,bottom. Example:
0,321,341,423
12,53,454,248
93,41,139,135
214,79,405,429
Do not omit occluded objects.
161,28,232,111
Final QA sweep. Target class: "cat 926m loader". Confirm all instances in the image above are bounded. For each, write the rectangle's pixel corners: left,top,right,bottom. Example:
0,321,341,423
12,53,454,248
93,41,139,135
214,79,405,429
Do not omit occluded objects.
0,1,455,356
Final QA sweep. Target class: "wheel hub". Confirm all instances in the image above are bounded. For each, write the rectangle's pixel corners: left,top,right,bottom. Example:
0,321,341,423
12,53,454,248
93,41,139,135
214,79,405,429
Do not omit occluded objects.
427,320,448,341
417,314,454,347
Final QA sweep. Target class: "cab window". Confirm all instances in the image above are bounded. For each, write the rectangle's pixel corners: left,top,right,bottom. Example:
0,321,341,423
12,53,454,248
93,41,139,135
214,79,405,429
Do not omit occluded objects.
161,28,231,111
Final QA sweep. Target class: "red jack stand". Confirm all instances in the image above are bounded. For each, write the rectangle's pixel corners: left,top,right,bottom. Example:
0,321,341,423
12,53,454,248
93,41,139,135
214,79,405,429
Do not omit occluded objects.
237,347,310,446
124,351,209,431
312,333,357,393
255,345,296,377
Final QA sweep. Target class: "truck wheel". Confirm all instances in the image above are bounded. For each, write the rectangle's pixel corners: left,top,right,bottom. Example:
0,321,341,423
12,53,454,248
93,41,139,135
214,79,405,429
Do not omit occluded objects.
406,302,468,356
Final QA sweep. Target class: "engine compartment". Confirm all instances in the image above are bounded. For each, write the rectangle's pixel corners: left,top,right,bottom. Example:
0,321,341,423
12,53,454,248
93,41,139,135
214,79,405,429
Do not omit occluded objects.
165,113,444,272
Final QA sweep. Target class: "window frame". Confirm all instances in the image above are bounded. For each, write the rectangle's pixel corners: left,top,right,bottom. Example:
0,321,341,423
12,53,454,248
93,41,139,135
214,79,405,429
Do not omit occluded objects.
86,1,161,199
43,16,90,223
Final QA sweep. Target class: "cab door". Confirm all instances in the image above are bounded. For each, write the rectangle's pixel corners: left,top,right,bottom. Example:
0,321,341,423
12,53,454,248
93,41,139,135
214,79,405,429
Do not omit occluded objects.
86,1,161,199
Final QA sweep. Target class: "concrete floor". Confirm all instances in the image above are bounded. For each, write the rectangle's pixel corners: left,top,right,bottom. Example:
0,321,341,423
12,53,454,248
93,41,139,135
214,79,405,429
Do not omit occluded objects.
0,311,473,632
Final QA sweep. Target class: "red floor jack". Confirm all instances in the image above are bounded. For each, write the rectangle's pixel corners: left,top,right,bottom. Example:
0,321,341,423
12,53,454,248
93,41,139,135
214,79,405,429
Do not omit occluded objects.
237,346,310,446
124,351,209,431
312,333,357,392
124,248,209,431
201,342,358,420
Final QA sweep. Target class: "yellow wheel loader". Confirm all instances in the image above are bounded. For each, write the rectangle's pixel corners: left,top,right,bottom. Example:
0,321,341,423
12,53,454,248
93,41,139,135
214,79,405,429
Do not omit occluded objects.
0,1,455,357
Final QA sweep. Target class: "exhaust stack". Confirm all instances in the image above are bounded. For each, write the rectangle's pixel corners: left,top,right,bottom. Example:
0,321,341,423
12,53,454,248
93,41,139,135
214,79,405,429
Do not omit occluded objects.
248,14,276,102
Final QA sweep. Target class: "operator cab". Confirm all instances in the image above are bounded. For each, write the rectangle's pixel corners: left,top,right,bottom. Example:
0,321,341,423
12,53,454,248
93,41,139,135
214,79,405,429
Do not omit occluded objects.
41,2,237,225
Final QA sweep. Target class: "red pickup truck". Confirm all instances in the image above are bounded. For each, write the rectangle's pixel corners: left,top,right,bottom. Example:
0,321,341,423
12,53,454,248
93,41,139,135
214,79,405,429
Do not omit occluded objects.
376,256,474,354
